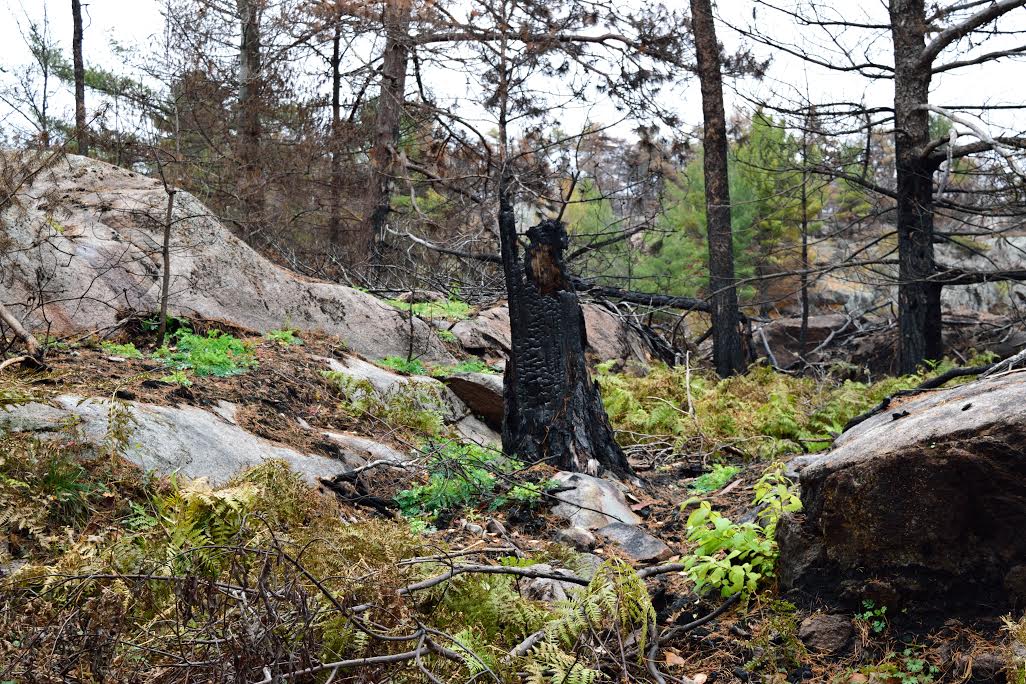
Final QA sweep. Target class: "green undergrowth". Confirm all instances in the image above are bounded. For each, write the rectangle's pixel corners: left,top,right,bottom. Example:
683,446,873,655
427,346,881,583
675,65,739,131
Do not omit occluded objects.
99,341,144,359
154,329,257,377
379,355,429,375
386,296,472,320
0,419,668,683
379,355,499,377
597,359,980,460
395,441,556,521
681,462,801,597
264,327,303,347
323,369,446,438
688,463,740,492
433,357,498,375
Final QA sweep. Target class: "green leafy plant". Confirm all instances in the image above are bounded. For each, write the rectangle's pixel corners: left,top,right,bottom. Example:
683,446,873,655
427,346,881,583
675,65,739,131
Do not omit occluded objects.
265,327,304,347
688,464,740,492
155,330,257,377
395,442,550,520
394,442,505,517
436,329,458,343
386,297,472,320
681,463,801,597
141,314,192,335
323,371,445,437
158,370,193,387
858,648,938,684
524,559,655,683
856,599,888,635
100,341,143,359
432,358,498,376
378,355,428,376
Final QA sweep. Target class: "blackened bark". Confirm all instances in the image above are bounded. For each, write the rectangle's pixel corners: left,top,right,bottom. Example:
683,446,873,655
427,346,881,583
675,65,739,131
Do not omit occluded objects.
891,0,943,373
329,24,343,245
71,0,88,157
690,0,745,377
237,0,264,237
498,188,630,475
363,0,412,267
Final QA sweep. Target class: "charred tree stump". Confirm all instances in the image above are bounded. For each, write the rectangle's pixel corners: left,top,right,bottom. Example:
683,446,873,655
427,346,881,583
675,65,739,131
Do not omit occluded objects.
498,194,630,475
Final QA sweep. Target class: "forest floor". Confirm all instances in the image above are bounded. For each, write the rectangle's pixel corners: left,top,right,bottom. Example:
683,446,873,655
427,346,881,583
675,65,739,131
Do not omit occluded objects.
0,319,1018,683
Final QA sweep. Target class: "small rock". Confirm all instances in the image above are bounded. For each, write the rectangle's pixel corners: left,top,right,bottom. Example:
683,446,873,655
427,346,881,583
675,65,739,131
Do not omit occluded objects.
798,613,853,654
486,518,507,535
595,522,672,563
550,472,642,529
463,522,484,535
555,526,597,551
522,564,581,603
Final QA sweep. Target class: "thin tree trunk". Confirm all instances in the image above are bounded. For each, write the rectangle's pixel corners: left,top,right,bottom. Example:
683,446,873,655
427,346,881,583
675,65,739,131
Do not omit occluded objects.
891,0,943,373
690,0,745,377
498,185,631,475
329,24,343,246
156,189,176,347
71,0,88,157
362,0,412,267
237,0,263,238
0,302,41,358
799,128,810,356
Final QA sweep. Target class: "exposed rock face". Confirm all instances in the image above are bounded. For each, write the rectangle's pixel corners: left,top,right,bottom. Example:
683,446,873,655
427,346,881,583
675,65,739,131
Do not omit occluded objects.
0,395,352,485
0,154,451,363
450,303,656,366
322,355,500,445
441,372,503,429
778,373,1026,612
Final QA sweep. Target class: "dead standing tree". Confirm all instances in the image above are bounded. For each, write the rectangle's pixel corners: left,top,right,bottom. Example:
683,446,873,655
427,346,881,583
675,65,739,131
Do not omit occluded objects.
474,0,691,473
731,0,1026,373
499,197,631,473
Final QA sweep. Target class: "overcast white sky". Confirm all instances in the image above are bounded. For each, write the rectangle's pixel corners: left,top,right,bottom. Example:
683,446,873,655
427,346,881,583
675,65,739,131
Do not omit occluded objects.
1,0,1024,144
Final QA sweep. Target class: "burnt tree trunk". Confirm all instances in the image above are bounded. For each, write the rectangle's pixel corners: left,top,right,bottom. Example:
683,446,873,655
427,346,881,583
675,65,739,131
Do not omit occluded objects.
71,0,88,157
690,0,745,377
891,0,943,373
237,0,264,238
498,189,630,475
362,0,412,268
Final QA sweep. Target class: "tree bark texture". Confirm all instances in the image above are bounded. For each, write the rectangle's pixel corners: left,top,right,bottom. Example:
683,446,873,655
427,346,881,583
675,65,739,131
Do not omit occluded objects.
329,24,343,246
498,190,630,475
363,0,412,267
71,0,88,157
690,0,745,377
890,0,943,373
237,0,264,237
